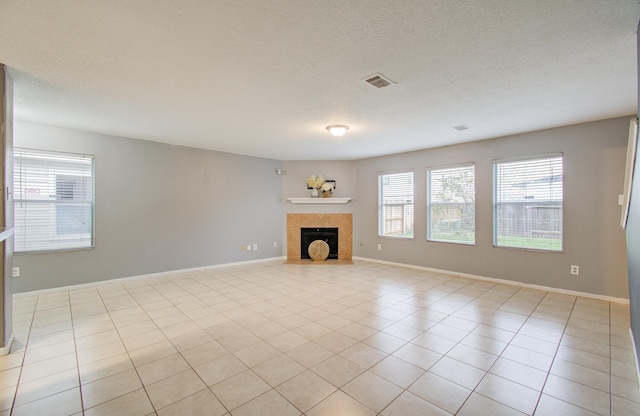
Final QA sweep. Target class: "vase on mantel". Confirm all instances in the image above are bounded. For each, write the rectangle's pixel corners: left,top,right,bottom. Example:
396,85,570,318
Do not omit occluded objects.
310,188,319,198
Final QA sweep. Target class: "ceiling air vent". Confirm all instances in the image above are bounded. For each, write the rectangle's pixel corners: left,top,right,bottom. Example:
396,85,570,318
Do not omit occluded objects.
364,73,395,88
453,124,470,131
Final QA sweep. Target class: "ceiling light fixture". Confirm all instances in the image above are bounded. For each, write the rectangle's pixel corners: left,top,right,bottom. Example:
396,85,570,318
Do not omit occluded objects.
326,125,349,137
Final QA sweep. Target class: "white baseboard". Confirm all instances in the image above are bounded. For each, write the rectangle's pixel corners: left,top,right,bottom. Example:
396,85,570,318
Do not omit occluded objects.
0,332,14,356
353,256,630,304
630,328,640,390
14,256,286,298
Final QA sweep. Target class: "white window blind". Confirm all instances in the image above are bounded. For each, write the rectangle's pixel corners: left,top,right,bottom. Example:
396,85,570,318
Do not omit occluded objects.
427,165,475,244
378,172,414,238
14,148,95,253
493,155,563,251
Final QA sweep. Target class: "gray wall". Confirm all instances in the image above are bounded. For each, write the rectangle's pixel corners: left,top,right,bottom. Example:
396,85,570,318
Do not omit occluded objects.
281,160,356,204
280,160,355,256
11,117,631,299
353,117,631,298
13,121,283,292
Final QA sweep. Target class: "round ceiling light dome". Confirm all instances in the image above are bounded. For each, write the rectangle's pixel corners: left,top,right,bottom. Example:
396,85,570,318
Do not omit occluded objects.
326,125,349,137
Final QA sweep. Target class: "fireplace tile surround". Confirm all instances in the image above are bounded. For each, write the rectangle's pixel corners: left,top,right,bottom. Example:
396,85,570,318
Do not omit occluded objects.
286,213,352,263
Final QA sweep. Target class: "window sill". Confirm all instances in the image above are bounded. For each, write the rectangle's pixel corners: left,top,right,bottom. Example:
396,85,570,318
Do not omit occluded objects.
0,228,13,243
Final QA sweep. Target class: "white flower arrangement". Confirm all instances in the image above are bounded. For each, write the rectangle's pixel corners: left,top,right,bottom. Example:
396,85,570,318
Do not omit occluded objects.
306,174,324,189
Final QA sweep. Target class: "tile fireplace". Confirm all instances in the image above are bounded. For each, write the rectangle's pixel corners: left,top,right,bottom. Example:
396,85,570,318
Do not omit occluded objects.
286,213,352,262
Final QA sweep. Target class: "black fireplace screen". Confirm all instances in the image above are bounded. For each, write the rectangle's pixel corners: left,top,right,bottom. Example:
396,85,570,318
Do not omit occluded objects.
300,227,339,259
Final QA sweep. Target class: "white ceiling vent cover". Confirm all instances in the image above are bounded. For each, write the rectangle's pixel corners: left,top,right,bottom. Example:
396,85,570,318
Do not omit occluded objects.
364,73,395,88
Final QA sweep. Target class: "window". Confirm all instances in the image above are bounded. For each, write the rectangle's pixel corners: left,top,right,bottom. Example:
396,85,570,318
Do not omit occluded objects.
427,165,475,244
378,171,414,238
493,155,563,251
14,149,94,253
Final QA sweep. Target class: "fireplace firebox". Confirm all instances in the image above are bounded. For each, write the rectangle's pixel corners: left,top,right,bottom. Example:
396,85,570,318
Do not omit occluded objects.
300,228,338,260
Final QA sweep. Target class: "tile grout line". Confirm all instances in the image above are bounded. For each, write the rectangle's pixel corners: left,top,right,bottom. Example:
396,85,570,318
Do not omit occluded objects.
7,295,37,416
7,263,638,415
449,285,543,415
79,283,157,415
527,291,577,416
10,294,84,414
120,278,222,416
371,277,530,415
68,291,87,416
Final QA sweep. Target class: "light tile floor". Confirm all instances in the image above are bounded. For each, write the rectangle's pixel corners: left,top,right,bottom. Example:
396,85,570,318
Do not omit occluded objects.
1,260,640,415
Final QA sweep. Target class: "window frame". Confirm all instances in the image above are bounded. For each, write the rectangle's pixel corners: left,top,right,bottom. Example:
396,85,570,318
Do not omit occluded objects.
13,148,96,254
378,170,415,239
492,153,563,252
426,163,476,245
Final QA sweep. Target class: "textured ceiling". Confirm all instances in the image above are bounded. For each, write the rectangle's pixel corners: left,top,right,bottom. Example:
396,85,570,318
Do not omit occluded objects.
0,1,638,160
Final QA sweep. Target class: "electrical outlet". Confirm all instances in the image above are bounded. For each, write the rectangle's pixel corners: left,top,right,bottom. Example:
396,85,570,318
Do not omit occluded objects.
241,245,247,251
253,244,258,251
571,265,580,275
12,267,20,278
247,244,252,251
273,241,278,248
377,244,382,251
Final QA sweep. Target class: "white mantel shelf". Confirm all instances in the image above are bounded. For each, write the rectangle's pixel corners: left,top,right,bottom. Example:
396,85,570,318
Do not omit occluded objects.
287,198,352,204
